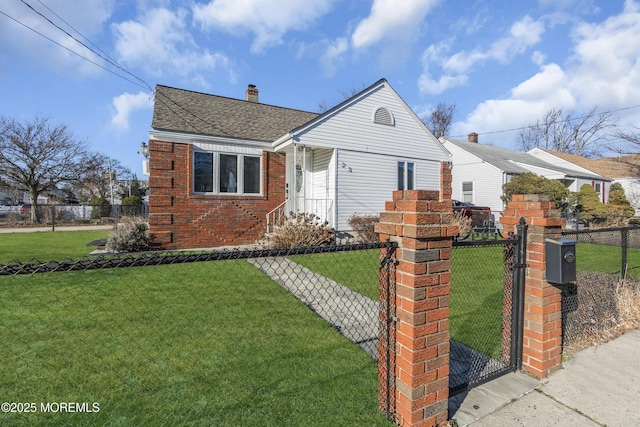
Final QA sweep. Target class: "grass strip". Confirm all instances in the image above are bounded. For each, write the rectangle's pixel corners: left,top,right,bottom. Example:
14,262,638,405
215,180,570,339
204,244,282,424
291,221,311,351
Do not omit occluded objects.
0,230,109,264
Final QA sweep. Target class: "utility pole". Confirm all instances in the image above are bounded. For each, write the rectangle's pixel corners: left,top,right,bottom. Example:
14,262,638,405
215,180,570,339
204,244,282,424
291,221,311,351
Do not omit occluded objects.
108,159,115,205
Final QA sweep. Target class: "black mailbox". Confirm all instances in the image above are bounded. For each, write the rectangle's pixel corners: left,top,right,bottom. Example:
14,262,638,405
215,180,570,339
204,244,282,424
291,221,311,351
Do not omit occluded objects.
545,238,577,284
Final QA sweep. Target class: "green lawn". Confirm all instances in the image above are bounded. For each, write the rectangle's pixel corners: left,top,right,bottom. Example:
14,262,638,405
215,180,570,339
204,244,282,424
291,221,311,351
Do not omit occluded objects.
575,242,640,280
290,246,508,359
0,261,393,427
0,230,109,264
450,245,508,359
290,249,382,300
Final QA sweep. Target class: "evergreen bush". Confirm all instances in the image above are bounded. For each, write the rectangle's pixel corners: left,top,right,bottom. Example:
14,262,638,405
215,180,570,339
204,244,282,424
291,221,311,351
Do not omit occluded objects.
89,197,111,220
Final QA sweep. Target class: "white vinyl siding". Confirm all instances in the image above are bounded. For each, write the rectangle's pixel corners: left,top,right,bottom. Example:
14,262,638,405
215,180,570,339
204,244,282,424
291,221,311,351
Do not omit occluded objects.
336,150,440,230
445,142,507,215
291,85,448,162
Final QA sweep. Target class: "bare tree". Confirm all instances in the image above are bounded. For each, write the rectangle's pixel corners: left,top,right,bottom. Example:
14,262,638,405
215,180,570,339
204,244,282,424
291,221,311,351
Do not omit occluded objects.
0,116,91,222
73,153,132,203
518,106,616,157
617,126,640,149
422,102,457,138
318,84,368,113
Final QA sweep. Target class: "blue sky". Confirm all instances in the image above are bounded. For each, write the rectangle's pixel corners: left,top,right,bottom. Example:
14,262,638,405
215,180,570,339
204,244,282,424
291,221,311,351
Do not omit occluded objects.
1,0,640,178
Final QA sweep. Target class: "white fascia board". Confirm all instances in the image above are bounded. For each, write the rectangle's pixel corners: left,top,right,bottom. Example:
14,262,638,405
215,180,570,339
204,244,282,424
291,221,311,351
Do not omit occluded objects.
272,133,293,152
148,130,273,151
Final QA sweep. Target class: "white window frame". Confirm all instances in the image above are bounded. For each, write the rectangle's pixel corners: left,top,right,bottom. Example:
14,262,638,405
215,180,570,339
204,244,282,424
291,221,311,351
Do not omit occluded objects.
193,149,263,196
462,181,473,203
397,161,415,191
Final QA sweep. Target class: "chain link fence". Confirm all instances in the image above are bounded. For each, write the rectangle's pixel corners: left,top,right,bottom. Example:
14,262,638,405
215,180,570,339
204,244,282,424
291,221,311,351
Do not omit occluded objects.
0,204,148,227
560,226,640,355
0,243,396,426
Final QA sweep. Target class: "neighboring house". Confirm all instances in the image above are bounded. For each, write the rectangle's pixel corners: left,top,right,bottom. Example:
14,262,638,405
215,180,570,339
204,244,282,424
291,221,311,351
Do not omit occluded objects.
147,79,449,249
528,150,640,215
440,134,609,222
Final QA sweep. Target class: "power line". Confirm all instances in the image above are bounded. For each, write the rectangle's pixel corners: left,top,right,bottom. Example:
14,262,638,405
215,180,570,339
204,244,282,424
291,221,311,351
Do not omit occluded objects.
19,0,151,91
451,104,640,140
34,0,120,71
0,6,149,91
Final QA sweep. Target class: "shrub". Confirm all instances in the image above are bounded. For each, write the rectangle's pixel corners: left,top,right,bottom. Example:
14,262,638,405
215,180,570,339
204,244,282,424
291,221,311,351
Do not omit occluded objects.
347,214,379,243
576,183,606,223
603,205,630,227
502,172,570,207
264,212,334,248
452,210,473,236
121,195,144,217
563,271,640,357
106,217,149,252
90,197,111,220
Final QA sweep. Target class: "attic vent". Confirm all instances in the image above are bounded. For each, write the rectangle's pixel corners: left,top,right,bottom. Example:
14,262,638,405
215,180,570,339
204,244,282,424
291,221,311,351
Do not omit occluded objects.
374,107,394,126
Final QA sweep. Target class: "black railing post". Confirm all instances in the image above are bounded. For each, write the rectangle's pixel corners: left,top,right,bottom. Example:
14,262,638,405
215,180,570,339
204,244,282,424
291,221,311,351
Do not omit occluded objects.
511,217,527,371
621,228,628,278
51,205,55,232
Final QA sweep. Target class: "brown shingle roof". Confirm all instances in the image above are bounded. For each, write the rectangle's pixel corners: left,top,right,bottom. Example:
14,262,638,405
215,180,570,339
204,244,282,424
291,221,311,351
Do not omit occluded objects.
543,150,640,179
152,85,319,142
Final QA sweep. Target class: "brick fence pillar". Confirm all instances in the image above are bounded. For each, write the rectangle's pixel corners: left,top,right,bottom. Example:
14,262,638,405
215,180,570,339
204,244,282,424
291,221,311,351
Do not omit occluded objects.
500,194,565,378
376,185,456,426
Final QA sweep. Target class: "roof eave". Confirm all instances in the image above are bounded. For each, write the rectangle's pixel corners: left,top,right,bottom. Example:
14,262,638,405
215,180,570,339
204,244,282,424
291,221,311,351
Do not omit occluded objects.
148,129,273,149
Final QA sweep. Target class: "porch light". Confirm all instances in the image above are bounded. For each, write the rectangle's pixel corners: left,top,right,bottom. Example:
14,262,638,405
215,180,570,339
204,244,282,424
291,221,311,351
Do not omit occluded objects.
139,142,150,159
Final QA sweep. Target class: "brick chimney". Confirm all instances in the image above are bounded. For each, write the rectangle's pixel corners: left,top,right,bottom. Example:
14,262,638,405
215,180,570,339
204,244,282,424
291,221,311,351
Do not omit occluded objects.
468,132,478,143
246,84,259,103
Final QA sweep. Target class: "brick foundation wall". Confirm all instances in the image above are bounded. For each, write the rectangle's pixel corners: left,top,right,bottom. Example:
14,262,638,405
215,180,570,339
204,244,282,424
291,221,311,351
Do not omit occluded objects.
147,140,286,250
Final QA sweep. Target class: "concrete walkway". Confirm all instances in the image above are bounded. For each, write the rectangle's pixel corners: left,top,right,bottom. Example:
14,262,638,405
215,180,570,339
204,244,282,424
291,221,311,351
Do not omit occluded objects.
0,225,113,233
452,329,640,426
247,256,379,358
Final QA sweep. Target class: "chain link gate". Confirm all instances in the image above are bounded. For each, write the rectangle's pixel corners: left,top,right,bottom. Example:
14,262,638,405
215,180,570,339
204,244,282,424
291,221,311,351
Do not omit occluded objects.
449,219,527,395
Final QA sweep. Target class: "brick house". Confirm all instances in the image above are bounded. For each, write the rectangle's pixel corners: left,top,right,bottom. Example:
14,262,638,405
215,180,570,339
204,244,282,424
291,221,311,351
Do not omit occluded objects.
146,79,449,249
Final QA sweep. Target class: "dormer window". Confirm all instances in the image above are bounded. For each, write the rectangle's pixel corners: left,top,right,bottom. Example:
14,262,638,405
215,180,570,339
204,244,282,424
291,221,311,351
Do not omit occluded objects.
374,107,394,126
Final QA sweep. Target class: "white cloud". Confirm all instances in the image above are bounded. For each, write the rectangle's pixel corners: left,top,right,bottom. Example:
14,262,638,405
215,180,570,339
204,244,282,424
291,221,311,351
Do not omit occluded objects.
0,0,114,76
451,1,640,146
192,0,334,53
111,91,153,130
320,38,349,77
418,73,468,95
351,0,438,49
445,16,545,73
419,15,545,95
112,7,232,85
567,0,640,107
452,63,576,142
531,50,546,66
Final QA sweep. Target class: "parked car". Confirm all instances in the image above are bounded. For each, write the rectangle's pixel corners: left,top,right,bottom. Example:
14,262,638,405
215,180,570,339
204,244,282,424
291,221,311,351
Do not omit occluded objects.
19,204,31,214
452,200,493,228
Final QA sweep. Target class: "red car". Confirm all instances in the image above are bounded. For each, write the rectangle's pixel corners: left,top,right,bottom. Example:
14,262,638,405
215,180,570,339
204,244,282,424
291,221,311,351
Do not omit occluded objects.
19,204,31,214
452,200,493,228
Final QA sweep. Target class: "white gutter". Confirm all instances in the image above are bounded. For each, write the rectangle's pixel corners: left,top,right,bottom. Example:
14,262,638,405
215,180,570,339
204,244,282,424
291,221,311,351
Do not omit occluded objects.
148,130,272,149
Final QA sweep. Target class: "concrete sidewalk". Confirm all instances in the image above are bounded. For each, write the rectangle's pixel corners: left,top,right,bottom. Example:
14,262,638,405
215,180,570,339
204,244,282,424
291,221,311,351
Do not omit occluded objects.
451,329,640,426
0,225,113,233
